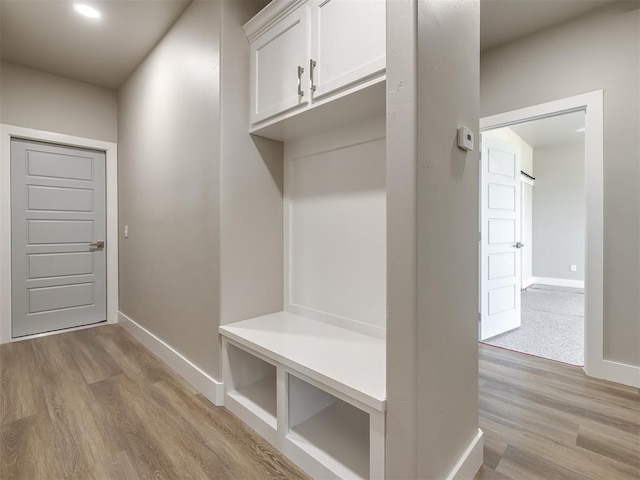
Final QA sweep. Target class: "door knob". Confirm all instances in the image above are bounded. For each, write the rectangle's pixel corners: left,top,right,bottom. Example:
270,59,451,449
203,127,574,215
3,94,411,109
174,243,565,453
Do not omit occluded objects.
89,241,105,250
514,242,524,249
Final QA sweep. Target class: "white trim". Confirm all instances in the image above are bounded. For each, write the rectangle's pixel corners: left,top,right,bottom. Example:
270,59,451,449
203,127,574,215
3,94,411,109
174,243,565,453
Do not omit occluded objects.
0,124,118,344
522,277,535,290
481,91,639,387
242,0,305,42
119,311,224,406
531,277,585,289
444,429,484,480
584,358,640,389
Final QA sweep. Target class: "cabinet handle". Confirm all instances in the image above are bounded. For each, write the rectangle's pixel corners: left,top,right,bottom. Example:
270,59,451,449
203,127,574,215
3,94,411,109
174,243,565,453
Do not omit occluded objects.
310,59,317,92
297,66,305,97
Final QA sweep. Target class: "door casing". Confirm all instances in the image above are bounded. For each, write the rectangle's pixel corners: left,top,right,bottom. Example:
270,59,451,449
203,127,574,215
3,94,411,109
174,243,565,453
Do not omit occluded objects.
479,91,625,385
0,124,118,344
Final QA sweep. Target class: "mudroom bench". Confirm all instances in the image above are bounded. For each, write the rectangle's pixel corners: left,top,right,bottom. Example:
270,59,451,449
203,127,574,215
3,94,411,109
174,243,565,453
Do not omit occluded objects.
219,311,386,479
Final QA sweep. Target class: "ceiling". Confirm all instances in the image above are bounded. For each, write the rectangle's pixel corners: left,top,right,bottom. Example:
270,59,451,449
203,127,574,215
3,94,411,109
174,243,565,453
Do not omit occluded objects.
480,0,617,51
0,0,192,89
0,0,619,90
508,111,585,149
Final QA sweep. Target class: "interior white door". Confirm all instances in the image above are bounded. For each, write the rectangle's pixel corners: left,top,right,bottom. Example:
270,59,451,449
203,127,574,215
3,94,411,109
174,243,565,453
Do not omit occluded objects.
310,0,385,99
11,138,107,337
250,4,310,124
480,135,522,341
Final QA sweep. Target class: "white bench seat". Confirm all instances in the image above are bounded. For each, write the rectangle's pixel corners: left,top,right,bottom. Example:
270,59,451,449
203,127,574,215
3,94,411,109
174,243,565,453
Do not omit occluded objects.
219,311,386,479
219,311,386,412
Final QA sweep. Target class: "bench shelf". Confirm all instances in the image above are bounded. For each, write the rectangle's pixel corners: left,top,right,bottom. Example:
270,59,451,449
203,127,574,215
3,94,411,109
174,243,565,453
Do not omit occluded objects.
220,311,386,479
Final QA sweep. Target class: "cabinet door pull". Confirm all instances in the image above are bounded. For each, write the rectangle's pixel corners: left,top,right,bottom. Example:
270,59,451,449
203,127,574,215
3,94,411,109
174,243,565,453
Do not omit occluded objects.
297,66,305,97
310,59,317,92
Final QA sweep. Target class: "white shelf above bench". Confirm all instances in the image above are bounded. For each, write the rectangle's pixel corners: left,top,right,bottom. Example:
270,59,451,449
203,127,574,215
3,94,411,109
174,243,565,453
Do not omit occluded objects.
219,310,386,412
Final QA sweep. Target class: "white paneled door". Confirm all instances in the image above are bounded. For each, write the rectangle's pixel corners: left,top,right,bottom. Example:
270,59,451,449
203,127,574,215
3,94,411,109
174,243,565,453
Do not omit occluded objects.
11,139,106,337
480,135,522,341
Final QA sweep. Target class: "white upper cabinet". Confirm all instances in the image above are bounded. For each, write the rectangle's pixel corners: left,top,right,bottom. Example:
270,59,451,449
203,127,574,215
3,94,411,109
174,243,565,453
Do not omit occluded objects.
245,0,386,131
250,5,311,125
310,0,385,99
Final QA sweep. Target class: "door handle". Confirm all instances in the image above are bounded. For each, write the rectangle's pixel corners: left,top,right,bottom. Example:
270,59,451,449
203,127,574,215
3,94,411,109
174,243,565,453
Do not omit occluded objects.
310,59,317,92
89,241,105,250
297,65,305,97
514,242,524,249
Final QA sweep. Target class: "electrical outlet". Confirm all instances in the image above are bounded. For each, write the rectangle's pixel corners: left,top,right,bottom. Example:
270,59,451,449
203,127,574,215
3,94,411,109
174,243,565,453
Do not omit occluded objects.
571,264,577,272
124,225,129,238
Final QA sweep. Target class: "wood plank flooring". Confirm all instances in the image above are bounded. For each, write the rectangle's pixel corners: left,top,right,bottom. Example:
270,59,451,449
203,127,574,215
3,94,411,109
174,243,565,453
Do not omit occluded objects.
2,325,639,479
0,324,309,480
476,344,640,480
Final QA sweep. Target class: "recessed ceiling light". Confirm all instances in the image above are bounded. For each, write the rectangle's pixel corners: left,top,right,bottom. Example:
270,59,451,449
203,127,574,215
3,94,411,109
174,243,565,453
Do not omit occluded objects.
576,127,585,133
74,3,102,19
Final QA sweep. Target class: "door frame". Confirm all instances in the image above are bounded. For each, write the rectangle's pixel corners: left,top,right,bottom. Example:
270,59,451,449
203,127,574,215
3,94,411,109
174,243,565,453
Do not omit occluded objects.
0,124,118,343
480,90,609,381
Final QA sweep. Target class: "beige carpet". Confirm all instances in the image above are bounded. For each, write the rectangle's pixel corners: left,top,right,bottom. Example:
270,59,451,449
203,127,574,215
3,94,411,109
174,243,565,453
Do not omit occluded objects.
483,284,584,366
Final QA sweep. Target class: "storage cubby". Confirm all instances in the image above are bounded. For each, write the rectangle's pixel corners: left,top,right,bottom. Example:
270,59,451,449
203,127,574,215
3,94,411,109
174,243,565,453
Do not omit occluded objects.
220,2,388,478
225,343,277,429
220,313,385,478
287,374,370,480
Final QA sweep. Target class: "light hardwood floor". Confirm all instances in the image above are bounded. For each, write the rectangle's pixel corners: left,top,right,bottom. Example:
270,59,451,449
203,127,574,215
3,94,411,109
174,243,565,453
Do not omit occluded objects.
2,324,639,479
476,344,640,480
0,324,309,479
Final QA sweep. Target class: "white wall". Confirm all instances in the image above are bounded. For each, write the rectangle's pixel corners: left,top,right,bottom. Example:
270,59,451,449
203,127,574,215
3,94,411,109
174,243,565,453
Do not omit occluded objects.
387,0,482,478
219,0,282,326
522,182,533,286
0,61,117,142
118,0,222,378
481,1,640,366
284,117,386,335
533,141,585,282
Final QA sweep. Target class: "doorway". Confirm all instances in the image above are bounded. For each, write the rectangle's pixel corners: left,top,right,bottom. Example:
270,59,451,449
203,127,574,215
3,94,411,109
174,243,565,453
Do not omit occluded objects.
478,91,604,374
0,124,119,343
480,112,586,366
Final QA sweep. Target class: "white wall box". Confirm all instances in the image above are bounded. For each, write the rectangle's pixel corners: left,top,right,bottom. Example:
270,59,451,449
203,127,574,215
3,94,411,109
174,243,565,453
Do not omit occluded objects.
244,0,386,140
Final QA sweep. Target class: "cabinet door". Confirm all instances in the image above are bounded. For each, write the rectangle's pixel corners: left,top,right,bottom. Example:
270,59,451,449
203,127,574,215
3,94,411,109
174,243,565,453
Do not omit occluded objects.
250,6,311,125
310,0,385,99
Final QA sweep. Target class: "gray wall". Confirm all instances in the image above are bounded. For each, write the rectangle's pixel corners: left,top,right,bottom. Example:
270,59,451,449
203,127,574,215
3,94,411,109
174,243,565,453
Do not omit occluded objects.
219,0,283,326
118,1,222,378
0,61,117,142
387,0,480,477
481,1,640,366
533,142,585,282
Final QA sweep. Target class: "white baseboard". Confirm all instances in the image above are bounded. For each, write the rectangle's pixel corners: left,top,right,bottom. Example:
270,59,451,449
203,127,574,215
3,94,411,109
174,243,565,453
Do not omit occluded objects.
531,277,584,289
445,429,484,480
118,311,224,406
522,277,535,289
585,358,640,389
